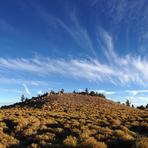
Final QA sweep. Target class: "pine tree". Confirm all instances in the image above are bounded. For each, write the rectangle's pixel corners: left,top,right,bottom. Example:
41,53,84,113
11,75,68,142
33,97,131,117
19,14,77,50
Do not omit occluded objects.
21,94,25,102
60,89,64,94
85,88,89,94
126,99,130,107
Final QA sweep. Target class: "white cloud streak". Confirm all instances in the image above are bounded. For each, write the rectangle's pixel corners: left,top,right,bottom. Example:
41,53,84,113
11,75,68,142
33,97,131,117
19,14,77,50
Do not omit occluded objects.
32,5,97,57
98,28,148,85
37,90,43,95
56,11,96,56
125,96,148,106
126,89,148,96
93,89,116,95
22,84,31,96
0,28,148,86
0,53,148,86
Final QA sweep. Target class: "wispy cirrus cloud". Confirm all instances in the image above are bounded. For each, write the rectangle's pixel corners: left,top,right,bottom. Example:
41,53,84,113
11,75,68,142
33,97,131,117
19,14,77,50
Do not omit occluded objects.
22,84,31,96
56,11,96,56
91,0,148,25
37,90,43,95
124,96,148,106
0,57,114,82
91,0,148,52
32,4,97,57
98,28,148,85
92,89,116,95
98,28,117,62
0,53,148,86
126,89,148,96
94,89,148,96
0,27,148,86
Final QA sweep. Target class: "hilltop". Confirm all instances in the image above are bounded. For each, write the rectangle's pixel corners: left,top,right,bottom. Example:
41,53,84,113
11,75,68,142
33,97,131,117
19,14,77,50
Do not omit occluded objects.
0,92,148,148
1,92,129,113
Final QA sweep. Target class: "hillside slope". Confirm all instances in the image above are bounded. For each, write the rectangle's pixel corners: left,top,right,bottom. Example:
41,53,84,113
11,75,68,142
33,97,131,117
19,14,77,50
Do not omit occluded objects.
0,93,148,148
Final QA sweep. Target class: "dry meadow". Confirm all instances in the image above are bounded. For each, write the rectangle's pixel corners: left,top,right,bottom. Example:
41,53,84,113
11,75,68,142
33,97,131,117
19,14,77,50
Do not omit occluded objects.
0,93,148,148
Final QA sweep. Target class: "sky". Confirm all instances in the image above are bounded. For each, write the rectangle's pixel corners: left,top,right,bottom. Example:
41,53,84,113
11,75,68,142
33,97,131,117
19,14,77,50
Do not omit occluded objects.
0,0,148,106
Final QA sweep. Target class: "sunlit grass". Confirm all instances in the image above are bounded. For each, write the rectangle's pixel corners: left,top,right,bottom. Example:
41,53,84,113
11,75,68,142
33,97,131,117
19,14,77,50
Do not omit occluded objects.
0,93,147,147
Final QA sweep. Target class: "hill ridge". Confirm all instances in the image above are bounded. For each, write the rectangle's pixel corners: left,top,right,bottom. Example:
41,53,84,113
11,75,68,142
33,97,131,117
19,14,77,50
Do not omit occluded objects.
0,92,148,147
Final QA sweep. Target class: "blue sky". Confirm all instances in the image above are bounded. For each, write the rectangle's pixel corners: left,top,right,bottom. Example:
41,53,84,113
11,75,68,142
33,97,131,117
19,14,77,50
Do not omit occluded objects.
0,0,148,106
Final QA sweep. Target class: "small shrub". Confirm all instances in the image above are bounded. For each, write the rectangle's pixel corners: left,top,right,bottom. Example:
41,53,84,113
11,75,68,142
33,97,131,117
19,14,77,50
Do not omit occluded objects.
110,119,121,126
0,143,4,148
133,137,148,148
36,133,55,142
60,89,64,94
96,93,106,98
89,91,96,96
137,105,145,110
31,143,38,148
80,137,107,148
63,135,77,147
23,128,34,136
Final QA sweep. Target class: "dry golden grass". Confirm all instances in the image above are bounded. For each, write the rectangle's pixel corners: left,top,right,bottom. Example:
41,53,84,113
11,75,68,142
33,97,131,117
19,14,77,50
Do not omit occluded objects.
134,137,148,148
80,137,107,148
0,93,147,147
63,135,77,146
